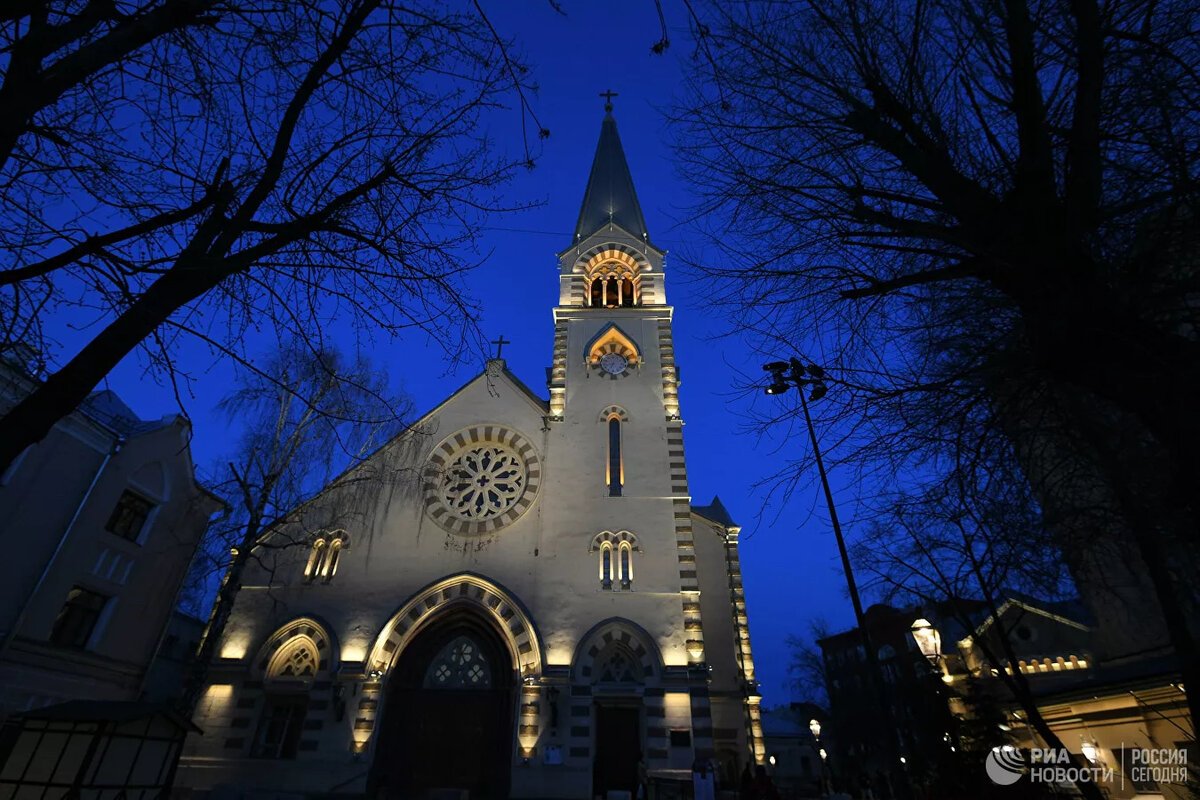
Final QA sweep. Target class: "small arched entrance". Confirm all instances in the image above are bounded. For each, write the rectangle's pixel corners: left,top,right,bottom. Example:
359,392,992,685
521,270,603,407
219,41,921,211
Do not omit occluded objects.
370,613,514,798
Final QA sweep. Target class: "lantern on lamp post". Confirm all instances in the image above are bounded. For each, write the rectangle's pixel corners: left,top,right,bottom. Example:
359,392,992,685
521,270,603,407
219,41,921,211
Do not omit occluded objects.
910,618,942,667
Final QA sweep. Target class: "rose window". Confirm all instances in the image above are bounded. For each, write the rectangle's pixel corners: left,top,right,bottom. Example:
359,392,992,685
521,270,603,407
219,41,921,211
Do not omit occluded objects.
441,445,526,521
424,427,541,535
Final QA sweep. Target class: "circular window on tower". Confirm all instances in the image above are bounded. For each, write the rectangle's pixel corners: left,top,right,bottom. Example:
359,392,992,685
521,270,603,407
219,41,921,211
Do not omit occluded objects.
423,426,541,535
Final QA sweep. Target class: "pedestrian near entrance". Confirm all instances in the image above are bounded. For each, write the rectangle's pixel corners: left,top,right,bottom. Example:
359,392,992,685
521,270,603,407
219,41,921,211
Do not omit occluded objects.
749,765,780,800
739,763,753,800
692,756,716,800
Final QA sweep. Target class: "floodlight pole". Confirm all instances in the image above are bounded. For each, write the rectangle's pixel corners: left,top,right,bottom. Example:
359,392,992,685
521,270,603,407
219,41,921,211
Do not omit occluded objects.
769,358,910,798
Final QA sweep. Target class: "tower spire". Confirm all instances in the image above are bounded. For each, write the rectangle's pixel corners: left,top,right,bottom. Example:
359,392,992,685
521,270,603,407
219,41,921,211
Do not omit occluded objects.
573,99,649,245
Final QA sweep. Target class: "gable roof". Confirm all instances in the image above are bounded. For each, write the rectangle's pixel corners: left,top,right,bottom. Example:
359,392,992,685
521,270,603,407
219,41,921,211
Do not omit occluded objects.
81,389,172,436
573,110,650,247
256,360,547,544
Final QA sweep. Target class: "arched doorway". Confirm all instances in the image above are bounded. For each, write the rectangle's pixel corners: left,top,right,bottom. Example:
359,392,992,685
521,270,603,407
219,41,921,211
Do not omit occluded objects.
371,613,514,798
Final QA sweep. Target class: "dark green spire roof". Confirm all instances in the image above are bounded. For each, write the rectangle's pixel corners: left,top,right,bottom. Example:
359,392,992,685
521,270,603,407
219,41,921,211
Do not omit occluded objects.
573,110,649,244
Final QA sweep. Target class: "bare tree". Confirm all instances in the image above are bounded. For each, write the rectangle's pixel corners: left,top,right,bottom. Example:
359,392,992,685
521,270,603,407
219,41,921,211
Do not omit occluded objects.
853,450,1105,800
180,339,412,713
786,620,831,708
670,0,1200,727
0,0,545,471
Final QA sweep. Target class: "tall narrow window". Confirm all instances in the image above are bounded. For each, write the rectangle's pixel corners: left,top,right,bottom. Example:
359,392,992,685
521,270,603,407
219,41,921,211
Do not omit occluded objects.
600,545,613,589
590,278,603,307
621,277,635,307
619,544,632,589
607,418,622,496
321,539,343,581
605,276,619,307
303,540,325,581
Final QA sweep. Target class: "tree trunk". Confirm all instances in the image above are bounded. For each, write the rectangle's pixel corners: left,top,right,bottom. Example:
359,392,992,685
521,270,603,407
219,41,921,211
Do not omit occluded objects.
0,259,226,472
180,535,256,716
1000,296,1200,733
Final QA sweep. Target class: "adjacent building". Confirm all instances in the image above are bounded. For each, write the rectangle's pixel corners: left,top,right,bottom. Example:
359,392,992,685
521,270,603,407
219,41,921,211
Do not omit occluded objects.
0,361,223,717
818,597,1194,798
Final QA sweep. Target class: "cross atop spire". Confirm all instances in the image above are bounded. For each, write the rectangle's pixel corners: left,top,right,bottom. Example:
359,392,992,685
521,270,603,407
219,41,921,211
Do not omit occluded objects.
599,89,618,114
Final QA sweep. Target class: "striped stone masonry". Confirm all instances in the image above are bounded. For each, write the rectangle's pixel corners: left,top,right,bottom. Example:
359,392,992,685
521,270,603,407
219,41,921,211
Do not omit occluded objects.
642,689,669,763
724,531,765,764
689,686,715,759
657,321,680,419
667,420,705,666
549,321,568,417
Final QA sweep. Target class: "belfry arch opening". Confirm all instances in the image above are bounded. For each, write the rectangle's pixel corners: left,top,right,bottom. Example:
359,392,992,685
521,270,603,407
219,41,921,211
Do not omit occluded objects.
588,269,637,308
578,249,646,308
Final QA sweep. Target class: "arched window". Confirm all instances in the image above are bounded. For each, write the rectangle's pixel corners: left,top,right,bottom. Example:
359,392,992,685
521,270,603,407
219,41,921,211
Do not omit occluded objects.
303,540,326,581
302,531,348,582
256,635,320,759
592,531,638,591
605,276,619,307
321,538,343,582
590,277,603,307
600,544,614,589
272,641,319,679
621,277,635,307
607,417,622,496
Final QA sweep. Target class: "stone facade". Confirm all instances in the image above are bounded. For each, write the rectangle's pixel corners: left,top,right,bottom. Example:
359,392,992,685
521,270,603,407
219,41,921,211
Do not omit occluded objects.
0,368,222,716
178,110,763,799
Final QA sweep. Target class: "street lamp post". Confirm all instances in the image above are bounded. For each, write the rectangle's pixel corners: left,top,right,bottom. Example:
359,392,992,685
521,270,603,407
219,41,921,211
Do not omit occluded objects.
809,719,830,796
763,358,909,797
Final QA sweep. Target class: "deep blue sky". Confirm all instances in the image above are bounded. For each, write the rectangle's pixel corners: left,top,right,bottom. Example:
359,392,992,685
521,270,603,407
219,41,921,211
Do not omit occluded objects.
78,1,866,706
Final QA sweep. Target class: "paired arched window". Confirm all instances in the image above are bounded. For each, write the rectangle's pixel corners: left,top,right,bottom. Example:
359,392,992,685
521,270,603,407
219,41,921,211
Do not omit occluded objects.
302,531,348,583
593,531,638,591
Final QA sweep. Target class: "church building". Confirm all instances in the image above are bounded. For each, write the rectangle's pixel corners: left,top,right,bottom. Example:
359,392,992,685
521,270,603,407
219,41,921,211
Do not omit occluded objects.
179,105,765,799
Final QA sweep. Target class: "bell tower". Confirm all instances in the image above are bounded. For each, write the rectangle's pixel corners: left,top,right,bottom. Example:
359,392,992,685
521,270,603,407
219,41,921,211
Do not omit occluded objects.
548,105,677,423
542,100,709,695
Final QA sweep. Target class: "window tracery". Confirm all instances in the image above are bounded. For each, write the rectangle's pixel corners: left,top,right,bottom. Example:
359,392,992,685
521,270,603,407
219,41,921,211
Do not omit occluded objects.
594,644,641,683
441,444,526,520
267,635,321,682
423,635,493,689
422,426,541,536
585,262,639,308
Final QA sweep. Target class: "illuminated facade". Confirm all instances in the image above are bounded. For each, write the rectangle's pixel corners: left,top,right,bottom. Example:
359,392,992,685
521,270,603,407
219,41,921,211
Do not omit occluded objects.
179,108,763,799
